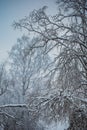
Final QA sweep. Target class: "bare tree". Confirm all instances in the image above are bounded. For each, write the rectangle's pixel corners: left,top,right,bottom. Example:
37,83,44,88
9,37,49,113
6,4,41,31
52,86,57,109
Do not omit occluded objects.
0,63,8,96
9,35,50,103
0,104,44,130
13,0,87,123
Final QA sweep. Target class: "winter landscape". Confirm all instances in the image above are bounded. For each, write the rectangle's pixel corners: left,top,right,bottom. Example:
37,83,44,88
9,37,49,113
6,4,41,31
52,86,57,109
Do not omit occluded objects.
0,0,87,130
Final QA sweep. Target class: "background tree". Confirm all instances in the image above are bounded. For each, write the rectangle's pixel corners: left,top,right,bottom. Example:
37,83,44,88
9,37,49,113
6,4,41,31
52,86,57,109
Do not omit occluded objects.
9,35,51,103
0,63,8,96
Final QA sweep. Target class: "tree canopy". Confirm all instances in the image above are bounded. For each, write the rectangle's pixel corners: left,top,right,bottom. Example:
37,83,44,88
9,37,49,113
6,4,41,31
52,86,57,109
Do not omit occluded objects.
13,0,87,120
0,0,87,129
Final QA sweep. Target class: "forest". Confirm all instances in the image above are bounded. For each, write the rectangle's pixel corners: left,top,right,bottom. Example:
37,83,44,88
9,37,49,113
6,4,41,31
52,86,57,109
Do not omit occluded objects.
0,0,87,130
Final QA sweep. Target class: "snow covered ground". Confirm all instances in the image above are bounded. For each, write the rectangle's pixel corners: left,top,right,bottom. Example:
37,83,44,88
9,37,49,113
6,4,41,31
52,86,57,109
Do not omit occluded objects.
45,122,68,130
39,120,69,130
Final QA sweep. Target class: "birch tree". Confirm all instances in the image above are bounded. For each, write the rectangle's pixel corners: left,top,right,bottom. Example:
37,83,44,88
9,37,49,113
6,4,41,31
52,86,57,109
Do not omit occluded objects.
13,0,87,121
9,35,50,103
0,63,8,96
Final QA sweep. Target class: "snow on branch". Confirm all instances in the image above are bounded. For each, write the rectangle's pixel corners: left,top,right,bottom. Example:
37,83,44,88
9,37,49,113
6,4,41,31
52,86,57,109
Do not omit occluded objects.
0,104,27,108
0,104,36,112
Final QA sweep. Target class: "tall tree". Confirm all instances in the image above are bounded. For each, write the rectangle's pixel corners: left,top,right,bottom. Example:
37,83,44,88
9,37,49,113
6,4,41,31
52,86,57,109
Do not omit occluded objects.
9,35,50,103
0,63,8,96
13,0,87,121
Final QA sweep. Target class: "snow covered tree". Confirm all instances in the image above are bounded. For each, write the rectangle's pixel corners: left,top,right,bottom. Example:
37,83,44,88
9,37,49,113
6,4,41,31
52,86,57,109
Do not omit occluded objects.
13,0,87,125
9,35,50,103
0,63,8,96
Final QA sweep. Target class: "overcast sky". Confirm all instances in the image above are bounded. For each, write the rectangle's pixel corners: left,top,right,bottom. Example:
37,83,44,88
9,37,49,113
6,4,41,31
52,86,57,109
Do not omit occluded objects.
0,0,56,63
